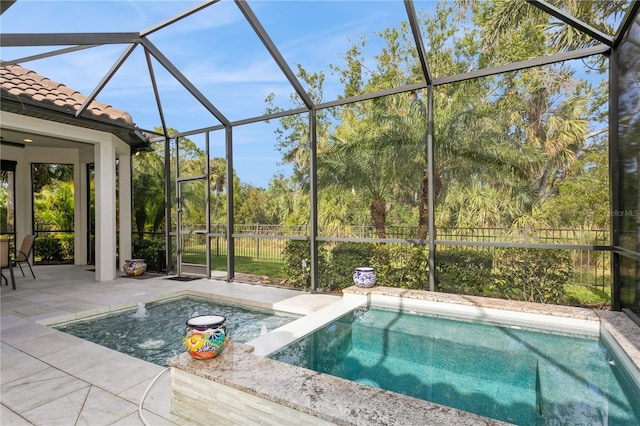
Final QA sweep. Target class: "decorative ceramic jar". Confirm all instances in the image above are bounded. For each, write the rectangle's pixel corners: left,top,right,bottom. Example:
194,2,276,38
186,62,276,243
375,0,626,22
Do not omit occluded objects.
353,267,376,288
124,259,147,276
183,315,229,360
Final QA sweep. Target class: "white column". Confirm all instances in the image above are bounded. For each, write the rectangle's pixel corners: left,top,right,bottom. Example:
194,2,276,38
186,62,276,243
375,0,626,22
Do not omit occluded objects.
74,151,87,265
15,147,31,241
94,140,117,281
118,153,132,268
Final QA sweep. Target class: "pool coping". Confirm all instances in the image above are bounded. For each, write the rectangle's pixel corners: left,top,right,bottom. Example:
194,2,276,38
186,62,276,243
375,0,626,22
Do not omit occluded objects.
167,286,640,425
38,287,339,327
168,342,511,426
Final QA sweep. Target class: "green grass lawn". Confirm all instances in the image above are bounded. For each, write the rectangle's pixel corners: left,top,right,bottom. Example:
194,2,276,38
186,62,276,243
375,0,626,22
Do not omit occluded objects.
214,256,285,278
181,254,285,279
565,284,611,308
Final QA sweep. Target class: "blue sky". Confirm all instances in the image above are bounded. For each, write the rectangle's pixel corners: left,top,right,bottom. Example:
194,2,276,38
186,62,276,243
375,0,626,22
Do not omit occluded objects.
1,1,615,186
1,0,421,187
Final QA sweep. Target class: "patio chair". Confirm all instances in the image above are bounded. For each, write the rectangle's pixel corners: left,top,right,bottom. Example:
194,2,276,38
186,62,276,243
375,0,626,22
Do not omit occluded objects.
1,240,16,290
14,234,36,279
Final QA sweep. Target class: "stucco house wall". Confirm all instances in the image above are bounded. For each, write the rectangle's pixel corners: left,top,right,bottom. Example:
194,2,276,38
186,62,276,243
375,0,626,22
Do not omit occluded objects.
1,65,147,282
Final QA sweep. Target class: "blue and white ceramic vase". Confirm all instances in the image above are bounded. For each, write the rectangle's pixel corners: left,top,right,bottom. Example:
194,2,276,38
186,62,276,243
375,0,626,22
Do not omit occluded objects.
353,267,376,288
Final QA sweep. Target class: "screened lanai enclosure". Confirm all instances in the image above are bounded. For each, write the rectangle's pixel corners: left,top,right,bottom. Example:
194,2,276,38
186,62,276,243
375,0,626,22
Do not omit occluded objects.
1,1,640,312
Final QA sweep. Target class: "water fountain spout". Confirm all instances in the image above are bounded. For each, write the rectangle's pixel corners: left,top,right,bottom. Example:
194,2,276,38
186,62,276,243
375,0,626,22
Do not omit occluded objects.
134,302,148,318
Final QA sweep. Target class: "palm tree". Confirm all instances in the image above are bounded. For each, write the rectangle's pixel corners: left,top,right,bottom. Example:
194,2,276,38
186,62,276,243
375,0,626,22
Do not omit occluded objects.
209,157,227,228
34,181,74,231
319,109,414,239
133,144,166,237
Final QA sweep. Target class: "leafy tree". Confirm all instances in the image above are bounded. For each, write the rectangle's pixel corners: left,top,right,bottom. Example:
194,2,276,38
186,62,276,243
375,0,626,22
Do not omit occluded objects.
436,181,530,229
263,174,311,227
33,180,74,230
32,163,73,193
325,3,538,236
0,173,12,233
132,128,208,235
468,0,613,229
317,187,370,234
133,141,166,236
537,143,610,229
265,66,332,188
435,1,603,227
33,179,75,262
481,0,627,54
235,184,274,225
209,157,227,226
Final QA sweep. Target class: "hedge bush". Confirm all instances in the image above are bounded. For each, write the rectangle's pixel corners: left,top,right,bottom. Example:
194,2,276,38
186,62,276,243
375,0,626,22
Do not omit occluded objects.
370,245,429,289
323,242,375,291
35,237,64,262
435,248,493,296
132,237,166,272
494,248,572,304
281,240,328,289
280,243,574,304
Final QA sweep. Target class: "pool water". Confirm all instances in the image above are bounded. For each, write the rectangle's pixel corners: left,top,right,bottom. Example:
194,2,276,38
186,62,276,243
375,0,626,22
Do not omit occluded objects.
269,307,640,425
55,296,300,366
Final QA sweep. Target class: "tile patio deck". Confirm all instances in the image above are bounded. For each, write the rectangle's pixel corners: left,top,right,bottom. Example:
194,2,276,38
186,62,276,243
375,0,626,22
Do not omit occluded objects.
1,265,340,425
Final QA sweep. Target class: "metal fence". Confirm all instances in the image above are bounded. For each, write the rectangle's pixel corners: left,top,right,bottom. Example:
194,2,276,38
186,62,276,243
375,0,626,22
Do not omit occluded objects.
28,221,611,290
155,224,611,290
437,227,609,246
230,224,609,246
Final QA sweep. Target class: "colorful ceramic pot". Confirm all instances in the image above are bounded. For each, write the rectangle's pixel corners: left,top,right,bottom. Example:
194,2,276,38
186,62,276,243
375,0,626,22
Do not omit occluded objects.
183,315,229,360
353,267,376,288
124,259,147,276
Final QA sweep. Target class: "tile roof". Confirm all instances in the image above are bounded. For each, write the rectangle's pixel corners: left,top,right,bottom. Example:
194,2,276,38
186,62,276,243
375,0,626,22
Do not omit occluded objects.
0,64,134,126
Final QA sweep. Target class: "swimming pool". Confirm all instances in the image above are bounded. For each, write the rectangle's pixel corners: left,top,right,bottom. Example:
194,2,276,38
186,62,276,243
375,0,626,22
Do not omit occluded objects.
55,296,300,365
269,305,640,425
